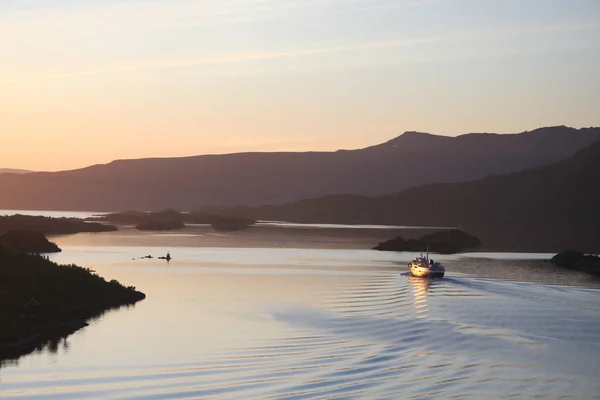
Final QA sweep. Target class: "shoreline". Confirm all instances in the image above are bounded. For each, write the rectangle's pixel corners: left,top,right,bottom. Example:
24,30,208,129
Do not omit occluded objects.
0,290,145,364
0,251,146,365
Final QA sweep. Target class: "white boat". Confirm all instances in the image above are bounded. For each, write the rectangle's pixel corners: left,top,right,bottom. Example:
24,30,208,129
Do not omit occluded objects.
408,247,445,278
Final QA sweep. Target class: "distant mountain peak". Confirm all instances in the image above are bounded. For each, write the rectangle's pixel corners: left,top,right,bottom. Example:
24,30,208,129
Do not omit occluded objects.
367,130,451,150
524,125,572,134
528,125,568,132
368,126,600,151
0,125,599,212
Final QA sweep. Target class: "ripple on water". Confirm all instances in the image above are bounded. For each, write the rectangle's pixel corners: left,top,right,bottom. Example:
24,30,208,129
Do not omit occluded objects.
3,272,600,399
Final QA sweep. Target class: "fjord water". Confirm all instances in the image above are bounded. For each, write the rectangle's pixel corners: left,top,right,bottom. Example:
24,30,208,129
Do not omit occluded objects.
2,226,600,399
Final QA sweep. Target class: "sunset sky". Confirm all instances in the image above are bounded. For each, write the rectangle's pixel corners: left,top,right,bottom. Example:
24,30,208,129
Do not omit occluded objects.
1,0,599,171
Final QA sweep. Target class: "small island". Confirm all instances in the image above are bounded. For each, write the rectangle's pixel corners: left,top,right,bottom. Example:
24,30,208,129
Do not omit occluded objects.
373,229,481,254
90,209,256,231
0,248,145,363
0,214,117,235
550,251,600,277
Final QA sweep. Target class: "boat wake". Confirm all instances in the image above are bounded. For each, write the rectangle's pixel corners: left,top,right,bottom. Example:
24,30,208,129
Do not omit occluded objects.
4,272,600,399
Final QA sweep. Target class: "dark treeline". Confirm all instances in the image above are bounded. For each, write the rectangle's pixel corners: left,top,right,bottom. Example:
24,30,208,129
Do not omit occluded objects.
0,249,145,363
550,251,600,277
0,230,61,253
0,214,116,235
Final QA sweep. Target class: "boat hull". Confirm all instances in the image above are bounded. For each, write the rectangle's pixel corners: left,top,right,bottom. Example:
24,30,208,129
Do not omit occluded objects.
409,263,445,278
409,269,444,278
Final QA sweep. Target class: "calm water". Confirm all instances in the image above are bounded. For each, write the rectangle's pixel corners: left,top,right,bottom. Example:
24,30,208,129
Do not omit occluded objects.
1,224,600,399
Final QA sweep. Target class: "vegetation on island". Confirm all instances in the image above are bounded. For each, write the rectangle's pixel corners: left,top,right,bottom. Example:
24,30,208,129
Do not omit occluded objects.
0,230,61,253
0,248,145,363
90,209,255,231
373,229,481,254
0,214,117,235
550,251,600,277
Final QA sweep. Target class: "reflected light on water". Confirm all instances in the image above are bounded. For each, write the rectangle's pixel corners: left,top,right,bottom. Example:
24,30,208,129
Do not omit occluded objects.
409,276,431,319
1,231,600,399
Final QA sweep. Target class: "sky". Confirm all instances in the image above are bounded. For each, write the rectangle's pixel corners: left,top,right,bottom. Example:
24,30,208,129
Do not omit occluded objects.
1,0,599,171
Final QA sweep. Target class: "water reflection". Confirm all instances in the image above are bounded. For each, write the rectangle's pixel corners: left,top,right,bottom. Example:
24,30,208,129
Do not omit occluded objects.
408,276,432,295
2,245,600,399
44,337,70,355
408,276,431,319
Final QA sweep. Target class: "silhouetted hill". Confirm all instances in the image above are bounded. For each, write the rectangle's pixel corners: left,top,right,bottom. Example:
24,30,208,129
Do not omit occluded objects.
0,126,598,211
226,140,600,252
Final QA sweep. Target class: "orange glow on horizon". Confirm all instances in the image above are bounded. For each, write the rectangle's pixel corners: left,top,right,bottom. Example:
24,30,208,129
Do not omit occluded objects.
1,0,599,171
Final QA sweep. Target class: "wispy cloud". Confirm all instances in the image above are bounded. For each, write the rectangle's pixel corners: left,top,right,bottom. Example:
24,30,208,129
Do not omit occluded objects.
5,14,599,85
2,36,439,83
2,0,599,84
0,0,440,34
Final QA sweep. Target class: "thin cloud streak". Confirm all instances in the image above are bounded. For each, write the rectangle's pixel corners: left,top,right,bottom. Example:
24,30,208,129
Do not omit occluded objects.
3,37,439,83
4,17,598,85
0,0,426,33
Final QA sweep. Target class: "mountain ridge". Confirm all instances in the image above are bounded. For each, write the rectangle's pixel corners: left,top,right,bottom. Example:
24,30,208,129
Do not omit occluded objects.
226,139,600,252
0,126,598,211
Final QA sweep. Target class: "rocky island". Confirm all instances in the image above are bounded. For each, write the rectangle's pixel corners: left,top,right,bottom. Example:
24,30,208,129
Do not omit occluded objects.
0,248,145,363
374,229,481,254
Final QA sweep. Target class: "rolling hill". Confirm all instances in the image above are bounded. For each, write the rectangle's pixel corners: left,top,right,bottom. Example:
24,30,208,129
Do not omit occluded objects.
0,126,598,211
224,139,600,252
